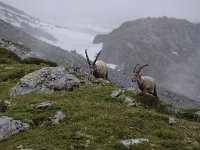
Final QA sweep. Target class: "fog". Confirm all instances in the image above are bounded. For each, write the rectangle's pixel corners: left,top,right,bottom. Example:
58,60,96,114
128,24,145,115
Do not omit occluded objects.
0,0,199,26
1,0,200,101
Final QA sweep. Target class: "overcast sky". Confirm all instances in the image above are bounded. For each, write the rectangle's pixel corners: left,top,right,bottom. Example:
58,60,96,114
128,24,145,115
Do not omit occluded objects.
0,0,199,26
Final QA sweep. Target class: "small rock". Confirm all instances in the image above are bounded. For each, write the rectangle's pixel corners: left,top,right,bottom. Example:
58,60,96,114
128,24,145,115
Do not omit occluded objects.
127,102,142,108
52,111,65,124
4,100,11,106
98,78,110,84
81,72,98,84
168,117,176,126
88,78,111,85
35,101,55,109
120,138,149,148
17,145,23,149
123,96,134,103
4,66,14,70
111,89,124,98
118,93,126,100
16,144,32,150
0,116,29,140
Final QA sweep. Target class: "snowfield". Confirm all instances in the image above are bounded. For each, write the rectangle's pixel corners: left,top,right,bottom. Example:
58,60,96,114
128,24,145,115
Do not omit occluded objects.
38,23,111,59
0,4,113,59
107,63,117,69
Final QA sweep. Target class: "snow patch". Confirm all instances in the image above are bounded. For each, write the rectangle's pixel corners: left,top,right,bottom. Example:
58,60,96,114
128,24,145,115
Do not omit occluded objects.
117,63,125,71
171,51,179,56
107,63,117,69
127,43,134,49
37,23,111,59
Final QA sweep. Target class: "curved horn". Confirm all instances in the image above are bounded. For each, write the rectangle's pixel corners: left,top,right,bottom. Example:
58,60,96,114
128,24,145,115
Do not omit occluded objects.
136,64,149,74
85,49,91,65
93,51,101,65
133,64,140,73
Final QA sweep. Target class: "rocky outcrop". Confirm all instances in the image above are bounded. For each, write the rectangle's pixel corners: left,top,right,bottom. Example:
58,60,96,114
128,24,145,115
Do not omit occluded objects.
94,17,200,107
0,38,35,59
0,116,29,140
10,67,80,95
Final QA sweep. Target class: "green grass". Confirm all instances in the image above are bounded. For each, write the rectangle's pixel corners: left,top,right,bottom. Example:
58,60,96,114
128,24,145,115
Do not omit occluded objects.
0,49,200,149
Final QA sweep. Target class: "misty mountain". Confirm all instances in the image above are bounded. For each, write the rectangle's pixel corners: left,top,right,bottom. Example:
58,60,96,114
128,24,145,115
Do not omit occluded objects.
0,1,57,42
94,17,200,102
0,19,88,69
0,1,108,57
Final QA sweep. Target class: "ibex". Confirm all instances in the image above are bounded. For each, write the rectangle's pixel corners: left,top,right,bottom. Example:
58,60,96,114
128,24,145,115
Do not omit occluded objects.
85,49,109,80
132,64,158,97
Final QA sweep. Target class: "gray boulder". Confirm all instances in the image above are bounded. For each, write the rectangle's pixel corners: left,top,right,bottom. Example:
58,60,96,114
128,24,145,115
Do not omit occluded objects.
10,67,80,95
0,116,29,140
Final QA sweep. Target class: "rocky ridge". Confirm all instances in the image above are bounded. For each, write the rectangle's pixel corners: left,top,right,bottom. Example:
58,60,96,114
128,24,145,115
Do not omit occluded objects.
94,17,200,105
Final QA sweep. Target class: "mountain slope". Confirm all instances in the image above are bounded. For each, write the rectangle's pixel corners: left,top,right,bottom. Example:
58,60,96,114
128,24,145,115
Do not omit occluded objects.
0,48,200,149
0,1,109,57
1,16,199,108
0,1,56,41
0,19,88,69
94,17,200,102
1,1,199,108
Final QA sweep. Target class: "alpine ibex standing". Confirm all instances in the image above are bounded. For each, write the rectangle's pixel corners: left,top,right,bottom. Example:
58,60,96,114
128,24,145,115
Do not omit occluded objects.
85,49,109,80
132,64,158,97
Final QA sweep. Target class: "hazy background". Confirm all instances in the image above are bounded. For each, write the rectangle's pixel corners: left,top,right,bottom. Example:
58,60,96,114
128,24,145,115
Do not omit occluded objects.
0,0,199,26
0,0,200,104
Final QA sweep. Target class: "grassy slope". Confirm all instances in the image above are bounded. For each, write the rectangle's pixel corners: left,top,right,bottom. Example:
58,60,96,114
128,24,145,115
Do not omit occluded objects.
0,49,200,149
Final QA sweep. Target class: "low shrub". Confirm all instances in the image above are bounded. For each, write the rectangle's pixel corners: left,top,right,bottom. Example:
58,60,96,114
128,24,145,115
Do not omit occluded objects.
0,48,21,63
0,69,25,82
21,57,58,67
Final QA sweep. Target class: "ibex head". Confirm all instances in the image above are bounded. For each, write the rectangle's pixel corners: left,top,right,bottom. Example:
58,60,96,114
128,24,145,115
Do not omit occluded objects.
132,64,149,82
85,49,101,75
